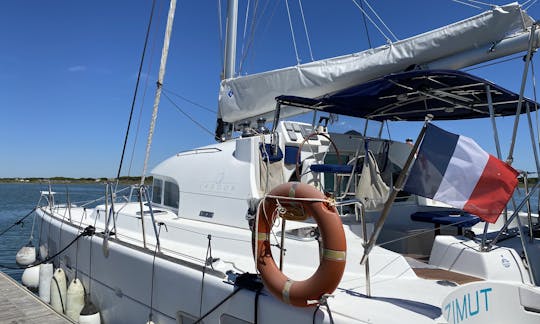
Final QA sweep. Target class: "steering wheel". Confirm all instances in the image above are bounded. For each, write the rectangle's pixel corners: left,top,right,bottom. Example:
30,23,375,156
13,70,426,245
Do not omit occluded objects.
294,132,341,182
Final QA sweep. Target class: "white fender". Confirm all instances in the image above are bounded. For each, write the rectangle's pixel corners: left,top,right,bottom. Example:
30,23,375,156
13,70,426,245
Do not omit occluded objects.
50,268,67,314
66,278,85,322
16,243,36,266
79,313,101,324
38,263,53,303
21,266,40,289
39,244,48,260
79,301,101,324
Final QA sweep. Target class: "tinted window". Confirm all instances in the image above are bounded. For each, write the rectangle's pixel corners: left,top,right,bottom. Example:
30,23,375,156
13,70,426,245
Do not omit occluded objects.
152,179,163,204
164,181,179,208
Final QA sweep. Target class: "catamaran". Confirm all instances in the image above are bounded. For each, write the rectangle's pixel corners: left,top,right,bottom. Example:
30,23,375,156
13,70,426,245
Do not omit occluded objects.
16,1,540,323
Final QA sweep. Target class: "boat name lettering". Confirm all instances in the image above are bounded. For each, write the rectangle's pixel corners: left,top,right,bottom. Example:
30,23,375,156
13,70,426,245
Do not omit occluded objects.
201,182,235,193
443,288,492,324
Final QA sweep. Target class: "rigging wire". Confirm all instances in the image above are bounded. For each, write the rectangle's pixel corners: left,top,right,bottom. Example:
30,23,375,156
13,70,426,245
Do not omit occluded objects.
115,0,157,189
525,0,539,10
218,0,224,75
239,0,279,74
361,0,398,42
465,0,493,6
450,0,483,10
350,0,394,43
162,88,217,113
359,0,372,48
284,0,301,65
127,0,165,179
140,0,178,186
162,91,216,137
240,0,252,67
298,0,314,61
463,54,523,71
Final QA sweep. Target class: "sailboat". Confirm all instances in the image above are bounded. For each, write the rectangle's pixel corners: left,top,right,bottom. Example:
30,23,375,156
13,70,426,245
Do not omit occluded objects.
26,1,540,323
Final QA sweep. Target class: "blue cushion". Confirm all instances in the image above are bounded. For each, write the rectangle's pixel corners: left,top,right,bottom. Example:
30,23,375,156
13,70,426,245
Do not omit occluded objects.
410,211,482,228
310,164,355,174
259,144,283,163
284,146,300,165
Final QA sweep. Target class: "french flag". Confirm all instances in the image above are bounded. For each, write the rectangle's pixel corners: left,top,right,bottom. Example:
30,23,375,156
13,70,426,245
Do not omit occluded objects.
404,124,518,223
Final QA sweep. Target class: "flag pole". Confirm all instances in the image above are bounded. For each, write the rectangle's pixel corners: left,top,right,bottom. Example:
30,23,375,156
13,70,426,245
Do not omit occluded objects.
360,114,433,265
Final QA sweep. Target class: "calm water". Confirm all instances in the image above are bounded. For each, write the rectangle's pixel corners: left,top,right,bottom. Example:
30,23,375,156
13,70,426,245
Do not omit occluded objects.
0,182,114,282
0,182,537,282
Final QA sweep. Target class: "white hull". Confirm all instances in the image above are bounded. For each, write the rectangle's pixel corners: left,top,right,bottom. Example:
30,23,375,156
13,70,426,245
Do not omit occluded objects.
35,202,460,323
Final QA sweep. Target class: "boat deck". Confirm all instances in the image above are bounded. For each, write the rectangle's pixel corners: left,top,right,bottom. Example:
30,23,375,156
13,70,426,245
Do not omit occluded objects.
0,271,73,323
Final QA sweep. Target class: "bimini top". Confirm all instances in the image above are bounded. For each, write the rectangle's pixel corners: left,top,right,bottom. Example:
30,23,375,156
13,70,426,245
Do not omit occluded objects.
276,69,539,121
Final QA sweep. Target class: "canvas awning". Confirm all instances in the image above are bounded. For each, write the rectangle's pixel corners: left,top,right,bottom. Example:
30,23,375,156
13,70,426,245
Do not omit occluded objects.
276,69,539,121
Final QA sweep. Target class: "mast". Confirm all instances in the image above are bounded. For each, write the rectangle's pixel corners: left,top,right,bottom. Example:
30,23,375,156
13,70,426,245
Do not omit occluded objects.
224,0,238,80
140,0,177,186
215,0,238,141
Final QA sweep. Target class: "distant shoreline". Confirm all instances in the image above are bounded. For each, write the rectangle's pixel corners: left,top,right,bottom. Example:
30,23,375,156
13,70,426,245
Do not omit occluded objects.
0,176,152,185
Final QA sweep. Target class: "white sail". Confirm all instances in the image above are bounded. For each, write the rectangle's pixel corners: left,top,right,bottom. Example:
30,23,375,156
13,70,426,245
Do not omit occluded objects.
218,2,536,124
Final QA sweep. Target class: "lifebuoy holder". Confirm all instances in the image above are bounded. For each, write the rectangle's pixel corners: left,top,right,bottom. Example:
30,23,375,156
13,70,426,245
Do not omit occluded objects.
254,182,347,307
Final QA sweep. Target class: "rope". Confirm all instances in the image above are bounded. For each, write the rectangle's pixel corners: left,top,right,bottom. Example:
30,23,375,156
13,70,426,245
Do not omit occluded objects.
0,208,36,237
193,288,243,324
312,298,335,324
254,287,262,324
86,209,100,301
52,275,66,314
199,235,213,317
116,0,157,189
0,226,95,270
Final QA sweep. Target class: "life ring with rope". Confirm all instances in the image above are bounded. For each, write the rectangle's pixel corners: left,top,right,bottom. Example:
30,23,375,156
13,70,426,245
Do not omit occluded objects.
253,182,347,307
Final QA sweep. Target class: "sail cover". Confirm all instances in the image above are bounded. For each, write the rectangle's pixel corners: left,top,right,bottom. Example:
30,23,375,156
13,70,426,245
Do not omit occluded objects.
218,3,535,123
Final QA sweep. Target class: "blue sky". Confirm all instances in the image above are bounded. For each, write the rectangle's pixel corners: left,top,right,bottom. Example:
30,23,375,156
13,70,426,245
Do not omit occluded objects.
1,0,540,178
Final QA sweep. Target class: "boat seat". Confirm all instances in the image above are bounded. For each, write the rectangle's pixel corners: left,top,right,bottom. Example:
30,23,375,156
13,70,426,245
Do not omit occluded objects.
309,164,361,174
410,211,482,235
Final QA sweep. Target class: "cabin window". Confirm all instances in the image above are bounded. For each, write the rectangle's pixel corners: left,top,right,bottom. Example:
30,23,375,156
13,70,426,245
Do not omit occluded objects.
151,178,179,209
152,179,163,204
164,181,179,208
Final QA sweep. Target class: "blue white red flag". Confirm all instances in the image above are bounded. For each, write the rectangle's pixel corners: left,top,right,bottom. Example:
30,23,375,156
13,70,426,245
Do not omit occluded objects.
404,124,518,223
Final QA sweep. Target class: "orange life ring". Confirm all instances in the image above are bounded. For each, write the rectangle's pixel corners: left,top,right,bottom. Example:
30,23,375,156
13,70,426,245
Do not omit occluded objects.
254,182,347,307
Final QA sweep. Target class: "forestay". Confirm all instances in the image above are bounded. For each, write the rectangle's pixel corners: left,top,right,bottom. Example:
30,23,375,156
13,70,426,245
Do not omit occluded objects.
218,3,535,124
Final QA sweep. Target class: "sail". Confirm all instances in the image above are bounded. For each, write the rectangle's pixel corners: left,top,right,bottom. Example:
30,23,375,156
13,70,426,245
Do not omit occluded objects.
218,3,536,124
